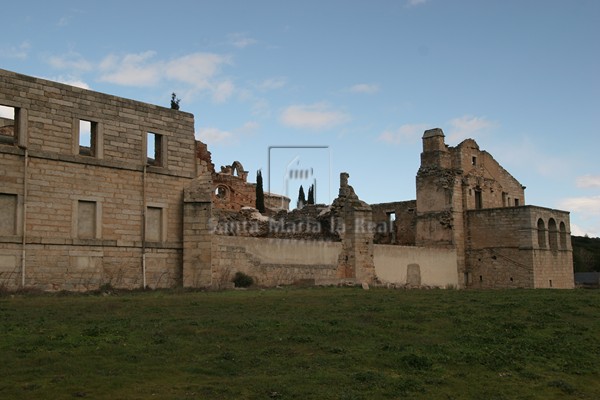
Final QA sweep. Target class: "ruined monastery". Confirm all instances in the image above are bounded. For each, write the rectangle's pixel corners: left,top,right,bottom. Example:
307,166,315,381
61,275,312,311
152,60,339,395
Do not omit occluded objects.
0,69,574,290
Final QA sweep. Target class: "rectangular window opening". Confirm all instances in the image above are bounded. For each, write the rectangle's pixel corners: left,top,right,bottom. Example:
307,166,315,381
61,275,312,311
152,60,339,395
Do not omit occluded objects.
0,104,17,144
78,119,97,156
471,156,477,166
77,200,97,239
147,132,163,166
514,198,520,206
0,193,18,235
474,190,483,209
387,211,396,224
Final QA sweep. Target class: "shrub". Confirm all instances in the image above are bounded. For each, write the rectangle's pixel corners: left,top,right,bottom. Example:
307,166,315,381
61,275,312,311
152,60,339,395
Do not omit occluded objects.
232,272,254,288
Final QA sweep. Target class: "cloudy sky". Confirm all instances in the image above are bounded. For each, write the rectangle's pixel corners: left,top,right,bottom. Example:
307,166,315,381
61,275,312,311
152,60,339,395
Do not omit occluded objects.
1,0,599,237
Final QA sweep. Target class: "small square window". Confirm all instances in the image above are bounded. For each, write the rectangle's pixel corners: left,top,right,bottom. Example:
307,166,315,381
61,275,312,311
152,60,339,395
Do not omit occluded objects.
79,119,97,156
0,105,17,144
387,211,396,224
75,118,102,158
147,132,164,166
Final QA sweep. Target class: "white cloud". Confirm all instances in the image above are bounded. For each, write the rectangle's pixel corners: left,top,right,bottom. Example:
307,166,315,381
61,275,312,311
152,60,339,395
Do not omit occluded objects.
98,51,233,101
349,83,379,94
378,123,430,144
50,75,90,90
241,121,260,133
570,223,600,239
228,33,257,48
256,77,287,91
212,80,235,103
48,51,93,72
165,53,232,89
280,103,350,130
447,115,494,142
576,175,600,189
99,51,161,86
559,196,600,216
0,41,30,60
196,127,234,145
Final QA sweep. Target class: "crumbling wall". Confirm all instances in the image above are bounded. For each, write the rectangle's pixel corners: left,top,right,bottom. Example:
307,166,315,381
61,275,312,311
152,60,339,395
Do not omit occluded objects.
371,201,416,245
452,139,525,209
212,205,341,241
211,160,290,212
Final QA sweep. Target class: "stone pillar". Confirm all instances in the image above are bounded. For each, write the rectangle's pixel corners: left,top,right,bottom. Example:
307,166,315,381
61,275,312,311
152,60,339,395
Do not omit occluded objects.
333,173,375,284
182,174,213,288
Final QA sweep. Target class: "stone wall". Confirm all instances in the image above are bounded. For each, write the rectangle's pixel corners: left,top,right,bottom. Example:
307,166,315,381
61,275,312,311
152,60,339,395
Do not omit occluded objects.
371,201,417,245
374,245,458,288
453,139,525,210
211,236,341,287
465,206,573,288
0,68,199,290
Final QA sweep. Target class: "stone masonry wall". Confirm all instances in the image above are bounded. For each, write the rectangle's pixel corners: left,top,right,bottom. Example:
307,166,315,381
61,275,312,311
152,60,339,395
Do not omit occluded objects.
211,236,341,287
0,69,198,290
371,201,416,245
452,139,525,210
466,206,573,288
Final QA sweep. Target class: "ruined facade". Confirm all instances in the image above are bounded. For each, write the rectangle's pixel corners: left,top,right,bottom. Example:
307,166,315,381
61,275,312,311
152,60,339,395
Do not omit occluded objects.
0,70,573,290
195,144,289,213
371,128,573,288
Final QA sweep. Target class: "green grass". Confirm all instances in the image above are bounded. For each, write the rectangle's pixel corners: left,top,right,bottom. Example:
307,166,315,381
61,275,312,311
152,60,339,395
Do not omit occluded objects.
1,287,599,399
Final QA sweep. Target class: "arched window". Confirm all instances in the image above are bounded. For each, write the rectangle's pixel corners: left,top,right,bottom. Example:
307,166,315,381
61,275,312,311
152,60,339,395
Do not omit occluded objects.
548,218,558,251
559,221,568,250
537,218,546,248
214,185,229,201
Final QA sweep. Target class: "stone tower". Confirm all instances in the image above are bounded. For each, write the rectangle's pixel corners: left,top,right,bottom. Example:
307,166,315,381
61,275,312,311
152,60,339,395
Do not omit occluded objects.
415,128,467,285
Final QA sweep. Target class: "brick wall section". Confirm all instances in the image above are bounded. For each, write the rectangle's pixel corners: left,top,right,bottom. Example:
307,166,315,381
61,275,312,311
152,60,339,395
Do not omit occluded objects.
0,69,199,290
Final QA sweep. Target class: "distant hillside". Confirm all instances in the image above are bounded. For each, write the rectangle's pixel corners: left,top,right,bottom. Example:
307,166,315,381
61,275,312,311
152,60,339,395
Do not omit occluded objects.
572,235,600,272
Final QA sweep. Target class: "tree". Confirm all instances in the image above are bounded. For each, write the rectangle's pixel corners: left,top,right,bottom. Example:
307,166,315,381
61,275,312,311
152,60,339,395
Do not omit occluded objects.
307,184,315,205
255,170,265,213
297,185,306,209
170,92,181,110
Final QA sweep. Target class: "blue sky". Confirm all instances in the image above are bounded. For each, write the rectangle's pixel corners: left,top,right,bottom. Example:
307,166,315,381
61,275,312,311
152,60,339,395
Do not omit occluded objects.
1,0,599,237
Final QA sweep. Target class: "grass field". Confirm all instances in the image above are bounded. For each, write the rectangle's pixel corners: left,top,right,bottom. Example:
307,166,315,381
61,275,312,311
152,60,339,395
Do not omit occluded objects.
1,287,599,399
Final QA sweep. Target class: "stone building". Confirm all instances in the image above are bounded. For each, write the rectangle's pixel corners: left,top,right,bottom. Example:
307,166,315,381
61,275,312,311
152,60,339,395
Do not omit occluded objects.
0,69,201,290
371,128,574,288
0,69,573,290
